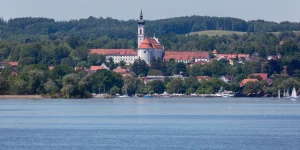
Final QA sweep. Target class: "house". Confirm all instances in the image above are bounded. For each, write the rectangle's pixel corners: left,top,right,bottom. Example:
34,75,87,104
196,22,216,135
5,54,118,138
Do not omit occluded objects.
217,54,250,60
249,52,260,62
212,49,218,57
267,54,281,61
113,67,132,77
228,59,235,65
251,73,272,86
238,57,247,64
240,79,259,87
142,75,185,84
75,67,88,72
48,66,55,70
252,73,268,80
197,76,211,82
90,49,138,65
280,41,284,45
164,51,210,63
220,76,233,83
89,64,109,73
0,62,18,69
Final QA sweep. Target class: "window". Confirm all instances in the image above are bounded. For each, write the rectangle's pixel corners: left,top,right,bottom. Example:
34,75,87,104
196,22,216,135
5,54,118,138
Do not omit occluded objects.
140,29,142,34
144,51,146,54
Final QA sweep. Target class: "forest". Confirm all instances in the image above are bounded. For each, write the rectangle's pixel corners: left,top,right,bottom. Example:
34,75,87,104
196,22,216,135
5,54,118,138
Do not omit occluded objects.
1,15,300,98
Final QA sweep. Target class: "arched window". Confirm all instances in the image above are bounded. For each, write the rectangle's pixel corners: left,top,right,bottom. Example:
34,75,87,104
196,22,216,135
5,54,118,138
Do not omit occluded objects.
140,29,142,34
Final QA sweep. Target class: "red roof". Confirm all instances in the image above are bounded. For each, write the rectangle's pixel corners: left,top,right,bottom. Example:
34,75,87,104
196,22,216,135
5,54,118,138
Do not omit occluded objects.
280,41,284,45
48,66,55,70
240,79,259,87
217,54,250,60
164,51,209,61
89,49,137,55
197,76,211,81
138,38,163,49
252,73,268,80
113,67,127,74
8,62,18,67
90,66,103,71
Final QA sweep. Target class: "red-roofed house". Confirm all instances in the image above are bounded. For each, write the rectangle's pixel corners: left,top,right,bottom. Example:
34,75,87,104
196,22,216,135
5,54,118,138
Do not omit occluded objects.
197,76,211,82
90,49,138,65
48,66,55,70
89,64,109,73
212,50,250,63
113,67,132,77
8,62,18,67
164,51,210,63
240,79,259,87
252,73,268,80
217,54,250,60
0,62,18,68
251,73,272,85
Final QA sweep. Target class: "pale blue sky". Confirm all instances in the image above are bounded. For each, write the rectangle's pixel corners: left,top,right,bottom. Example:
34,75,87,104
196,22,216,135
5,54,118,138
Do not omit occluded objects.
0,0,299,22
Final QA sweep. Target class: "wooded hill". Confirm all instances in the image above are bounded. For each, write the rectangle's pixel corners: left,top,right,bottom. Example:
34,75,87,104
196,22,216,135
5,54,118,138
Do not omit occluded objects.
1,16,300,42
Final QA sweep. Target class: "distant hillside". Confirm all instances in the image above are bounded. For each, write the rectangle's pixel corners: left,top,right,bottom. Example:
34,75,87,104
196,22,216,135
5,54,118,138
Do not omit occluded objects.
189,30,247,36
1,16,300,42
189,30,300,37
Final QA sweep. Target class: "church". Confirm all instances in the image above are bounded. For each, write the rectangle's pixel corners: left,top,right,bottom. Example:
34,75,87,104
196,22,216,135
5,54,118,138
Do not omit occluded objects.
90,11,164,65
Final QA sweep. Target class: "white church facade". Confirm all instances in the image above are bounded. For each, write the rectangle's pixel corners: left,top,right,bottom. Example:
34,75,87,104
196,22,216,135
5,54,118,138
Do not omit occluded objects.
89,11,164,65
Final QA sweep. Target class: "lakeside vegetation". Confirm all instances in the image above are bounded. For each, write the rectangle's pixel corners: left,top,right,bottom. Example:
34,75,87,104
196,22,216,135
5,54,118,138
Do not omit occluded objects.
1,16,300,98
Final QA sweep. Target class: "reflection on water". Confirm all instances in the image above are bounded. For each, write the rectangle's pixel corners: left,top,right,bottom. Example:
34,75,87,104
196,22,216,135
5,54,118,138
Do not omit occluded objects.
0,98,300,150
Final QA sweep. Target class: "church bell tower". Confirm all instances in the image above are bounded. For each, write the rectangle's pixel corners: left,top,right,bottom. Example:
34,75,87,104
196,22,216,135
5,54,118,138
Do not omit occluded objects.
138,10,145,46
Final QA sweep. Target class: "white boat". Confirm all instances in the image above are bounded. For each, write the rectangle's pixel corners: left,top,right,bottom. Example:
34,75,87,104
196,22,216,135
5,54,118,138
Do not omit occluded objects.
119,95,130,98
215,91,235,98
291,87,297,101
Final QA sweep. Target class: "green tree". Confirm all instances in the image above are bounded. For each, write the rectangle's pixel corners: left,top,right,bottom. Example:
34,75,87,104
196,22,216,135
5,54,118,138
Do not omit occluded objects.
110,86,121,95
88,54,106,66
44,79,59,95
90,69,123,94
166,78,184,94
243,81,261,93
0,75,9,95
132,58,149,77
147,80,165,94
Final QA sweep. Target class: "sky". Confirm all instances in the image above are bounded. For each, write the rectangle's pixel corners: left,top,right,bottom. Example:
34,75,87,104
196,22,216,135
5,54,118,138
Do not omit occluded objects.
0,0,299,22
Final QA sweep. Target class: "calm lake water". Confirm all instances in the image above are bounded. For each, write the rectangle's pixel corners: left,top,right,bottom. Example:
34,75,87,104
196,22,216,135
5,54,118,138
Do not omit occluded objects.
0,97,300,150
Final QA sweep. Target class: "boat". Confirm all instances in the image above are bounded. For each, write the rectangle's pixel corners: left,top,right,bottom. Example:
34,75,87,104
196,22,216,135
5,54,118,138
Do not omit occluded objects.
291,87,297,101
118,95,130,98
118,85,130,98
144,94,152,98
278,90,281,98
215,87,235,97
222,91,235,98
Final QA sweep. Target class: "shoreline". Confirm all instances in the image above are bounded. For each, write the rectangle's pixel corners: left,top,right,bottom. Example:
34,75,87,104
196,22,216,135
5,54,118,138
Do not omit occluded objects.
0,95,50,99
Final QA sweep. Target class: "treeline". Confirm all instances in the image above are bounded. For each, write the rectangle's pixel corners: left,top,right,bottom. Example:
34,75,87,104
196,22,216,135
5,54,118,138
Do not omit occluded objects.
1,31,300,66
1,16,300,42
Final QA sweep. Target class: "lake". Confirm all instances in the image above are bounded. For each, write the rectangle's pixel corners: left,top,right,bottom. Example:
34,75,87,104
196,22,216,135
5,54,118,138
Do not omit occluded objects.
0,97,300,150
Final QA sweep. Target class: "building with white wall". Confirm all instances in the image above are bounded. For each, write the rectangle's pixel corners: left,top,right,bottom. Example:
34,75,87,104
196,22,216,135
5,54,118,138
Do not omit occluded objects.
89,49,138,65
89,10,164,65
